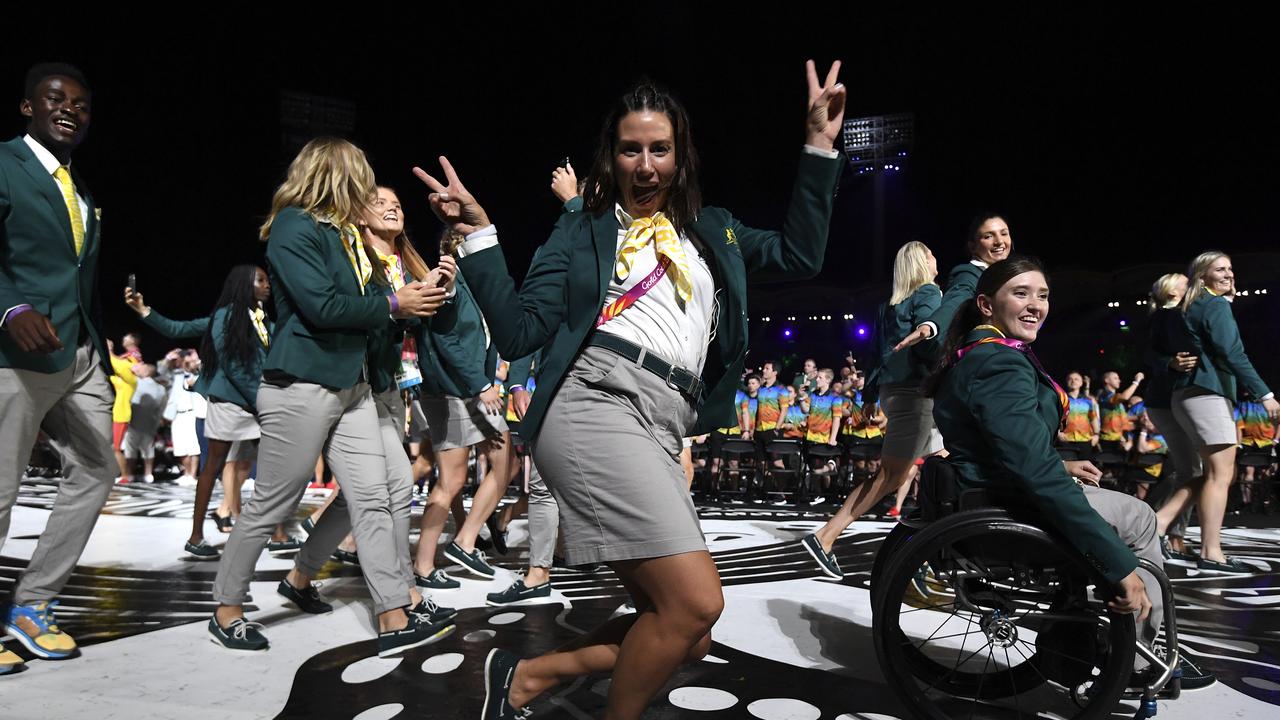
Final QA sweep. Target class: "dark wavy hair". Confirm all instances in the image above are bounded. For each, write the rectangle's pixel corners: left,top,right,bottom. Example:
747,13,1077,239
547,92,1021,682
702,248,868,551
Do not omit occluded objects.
923,255,1047,397
199,265,264,381
582,82,702,234
965,211,1010,257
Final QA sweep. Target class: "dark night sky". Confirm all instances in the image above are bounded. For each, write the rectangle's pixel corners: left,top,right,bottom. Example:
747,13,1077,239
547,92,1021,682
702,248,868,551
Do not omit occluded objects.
4,9,1276,374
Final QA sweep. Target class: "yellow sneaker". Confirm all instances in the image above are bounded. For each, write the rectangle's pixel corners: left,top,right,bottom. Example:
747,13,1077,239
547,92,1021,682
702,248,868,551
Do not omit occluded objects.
5,601,78,659
0,647,25,675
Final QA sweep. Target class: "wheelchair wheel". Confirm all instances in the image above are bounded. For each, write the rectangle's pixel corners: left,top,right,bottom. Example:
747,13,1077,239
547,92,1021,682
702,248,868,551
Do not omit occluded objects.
870,520,915,613
873,509,1136,719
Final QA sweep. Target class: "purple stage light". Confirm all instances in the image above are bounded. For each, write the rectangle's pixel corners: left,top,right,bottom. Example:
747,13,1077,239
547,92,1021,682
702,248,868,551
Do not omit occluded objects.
856,326,868,337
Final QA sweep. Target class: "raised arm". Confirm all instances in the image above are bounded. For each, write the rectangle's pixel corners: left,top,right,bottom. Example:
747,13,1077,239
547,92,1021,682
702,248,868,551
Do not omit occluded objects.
415,157,570,360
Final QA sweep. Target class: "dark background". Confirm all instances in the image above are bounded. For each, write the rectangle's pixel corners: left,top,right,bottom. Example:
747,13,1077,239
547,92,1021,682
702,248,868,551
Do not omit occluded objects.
5,8,1276,382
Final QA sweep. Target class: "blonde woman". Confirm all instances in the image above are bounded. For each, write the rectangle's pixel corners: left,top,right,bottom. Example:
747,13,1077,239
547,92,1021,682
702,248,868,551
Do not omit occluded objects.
803,241,940,576
1156,252,1278,573
209,139,454,654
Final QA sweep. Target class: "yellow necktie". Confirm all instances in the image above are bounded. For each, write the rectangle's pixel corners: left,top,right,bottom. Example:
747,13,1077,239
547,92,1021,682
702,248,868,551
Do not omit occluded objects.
53,167,86,256
615,213,692,304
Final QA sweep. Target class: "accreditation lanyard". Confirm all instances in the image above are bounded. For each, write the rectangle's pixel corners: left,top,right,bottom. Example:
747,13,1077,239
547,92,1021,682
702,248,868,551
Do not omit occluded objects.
956,331,1069,424
596,255,672,328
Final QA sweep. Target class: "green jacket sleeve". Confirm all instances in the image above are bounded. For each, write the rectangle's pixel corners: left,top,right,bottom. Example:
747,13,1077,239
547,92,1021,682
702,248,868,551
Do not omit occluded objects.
734,151,841,282
968,349,1138,583
923,263,981,339
140,308,210,339
265,210,389,331
456,214,576,361
563,197,583,213
507,352,536,388
911,283,943,326
1203,298,1271,398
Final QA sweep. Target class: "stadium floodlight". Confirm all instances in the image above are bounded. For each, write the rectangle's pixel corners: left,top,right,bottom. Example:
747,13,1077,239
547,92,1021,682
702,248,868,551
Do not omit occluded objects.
843,113,914,175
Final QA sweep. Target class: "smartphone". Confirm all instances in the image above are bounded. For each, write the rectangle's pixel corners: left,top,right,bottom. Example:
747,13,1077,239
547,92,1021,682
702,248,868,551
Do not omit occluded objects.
126,273,137,293
559,156,571,169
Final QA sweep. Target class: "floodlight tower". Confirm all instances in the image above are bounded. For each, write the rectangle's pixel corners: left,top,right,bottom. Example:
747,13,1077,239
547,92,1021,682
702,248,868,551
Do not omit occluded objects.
843,113,914,281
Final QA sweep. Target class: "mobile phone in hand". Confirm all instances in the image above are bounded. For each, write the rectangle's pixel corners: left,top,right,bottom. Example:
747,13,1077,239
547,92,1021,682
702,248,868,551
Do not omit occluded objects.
126,273,137,292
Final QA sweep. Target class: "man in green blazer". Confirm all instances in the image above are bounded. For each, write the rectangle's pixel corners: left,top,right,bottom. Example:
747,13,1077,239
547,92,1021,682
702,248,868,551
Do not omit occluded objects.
0,64,115,670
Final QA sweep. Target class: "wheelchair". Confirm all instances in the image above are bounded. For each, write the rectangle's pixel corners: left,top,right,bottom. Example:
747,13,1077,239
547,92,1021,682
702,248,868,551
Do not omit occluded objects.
871,457,1182,720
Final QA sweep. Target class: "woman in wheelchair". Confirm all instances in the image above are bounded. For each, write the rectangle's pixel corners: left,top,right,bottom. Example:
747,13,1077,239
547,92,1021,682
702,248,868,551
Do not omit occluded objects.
869,257,1212,718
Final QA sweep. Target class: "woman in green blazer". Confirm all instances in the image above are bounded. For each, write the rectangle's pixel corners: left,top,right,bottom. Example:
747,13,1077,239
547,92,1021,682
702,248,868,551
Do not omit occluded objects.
803,241,940,574
208,139,454,656
893,212,1014,353
1158,251,1279,573
417,61,846,720
125,265,275,557
927,256,1162,651
412,231,512,588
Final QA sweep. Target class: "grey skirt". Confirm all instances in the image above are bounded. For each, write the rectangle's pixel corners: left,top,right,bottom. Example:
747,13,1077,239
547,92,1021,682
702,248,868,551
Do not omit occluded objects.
532,345,704,566
880,383,935,460
422,393,509,451
204,399,261,442
1171,386,1236,448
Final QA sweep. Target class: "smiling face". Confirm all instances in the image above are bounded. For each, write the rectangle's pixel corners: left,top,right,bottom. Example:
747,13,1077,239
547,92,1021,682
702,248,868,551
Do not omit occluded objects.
364,187,405,237
1066,372,1083,391
977,270,1048,343
21,76,91,162
614,110,675,218
970,217,1012,265
1201,255,1233,296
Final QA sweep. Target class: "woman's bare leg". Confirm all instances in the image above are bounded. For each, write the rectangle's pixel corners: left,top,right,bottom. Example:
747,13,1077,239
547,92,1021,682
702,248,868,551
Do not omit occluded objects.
190,439,232,546
507,550,723,720
413,446,470,575
455,434,511,550
1197,443,1237,563
814,453,915,551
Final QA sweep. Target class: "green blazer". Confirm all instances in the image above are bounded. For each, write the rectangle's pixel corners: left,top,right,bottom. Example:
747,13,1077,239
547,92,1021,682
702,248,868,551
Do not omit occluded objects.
0,137,108,373
1143,307,1191,410
1176,294,1270,403
263,207,401,390
140,307,270,409
919,261,983,356
458,150,840,442
869,282,942,392
416,272,498,399
932,327,1138,583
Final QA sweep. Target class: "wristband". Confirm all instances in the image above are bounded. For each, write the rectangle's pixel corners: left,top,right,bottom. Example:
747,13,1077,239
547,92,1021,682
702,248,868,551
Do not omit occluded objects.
388,294,400,314
2,304,34,328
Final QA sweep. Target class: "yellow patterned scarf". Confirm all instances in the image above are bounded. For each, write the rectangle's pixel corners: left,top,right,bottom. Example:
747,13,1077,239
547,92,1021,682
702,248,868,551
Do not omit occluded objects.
249,306,270,347
615,213,692,305
340,224,372,294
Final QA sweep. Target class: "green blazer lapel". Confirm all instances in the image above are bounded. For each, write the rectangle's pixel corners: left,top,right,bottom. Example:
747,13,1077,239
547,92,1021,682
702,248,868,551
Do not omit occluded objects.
591,210,618,311
15,144,76,254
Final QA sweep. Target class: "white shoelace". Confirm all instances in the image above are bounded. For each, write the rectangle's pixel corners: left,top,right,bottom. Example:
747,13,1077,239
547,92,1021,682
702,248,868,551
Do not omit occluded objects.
229,619,266,640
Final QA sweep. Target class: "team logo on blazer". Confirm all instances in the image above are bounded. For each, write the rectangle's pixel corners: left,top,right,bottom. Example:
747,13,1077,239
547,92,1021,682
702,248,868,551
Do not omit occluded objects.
94,208,102,221
724,228,738,245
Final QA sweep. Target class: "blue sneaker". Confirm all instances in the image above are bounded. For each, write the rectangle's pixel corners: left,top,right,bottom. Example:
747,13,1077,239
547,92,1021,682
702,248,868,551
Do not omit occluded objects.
5,601,78,659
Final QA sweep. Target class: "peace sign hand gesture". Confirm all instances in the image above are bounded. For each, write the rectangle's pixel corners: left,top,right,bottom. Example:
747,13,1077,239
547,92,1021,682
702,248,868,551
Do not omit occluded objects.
804,59,847,151
412,156,492,236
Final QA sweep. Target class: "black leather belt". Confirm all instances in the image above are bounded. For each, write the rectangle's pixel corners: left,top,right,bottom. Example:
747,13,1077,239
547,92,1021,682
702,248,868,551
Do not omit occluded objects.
586,333,705,403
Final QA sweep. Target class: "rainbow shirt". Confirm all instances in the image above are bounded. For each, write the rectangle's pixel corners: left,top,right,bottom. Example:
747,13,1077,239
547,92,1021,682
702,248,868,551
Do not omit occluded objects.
1143,433,1167,478
805,392,843,443
755,383,791,432
717,390,745,436
1237,401,1277,448
1098,389,1129,442
780,402,807,440
741,392,759,433
1062,395,1098,442
842,391,884,439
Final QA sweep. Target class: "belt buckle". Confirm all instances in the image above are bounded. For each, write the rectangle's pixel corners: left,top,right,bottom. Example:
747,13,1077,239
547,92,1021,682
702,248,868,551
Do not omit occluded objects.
665,365,685,394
